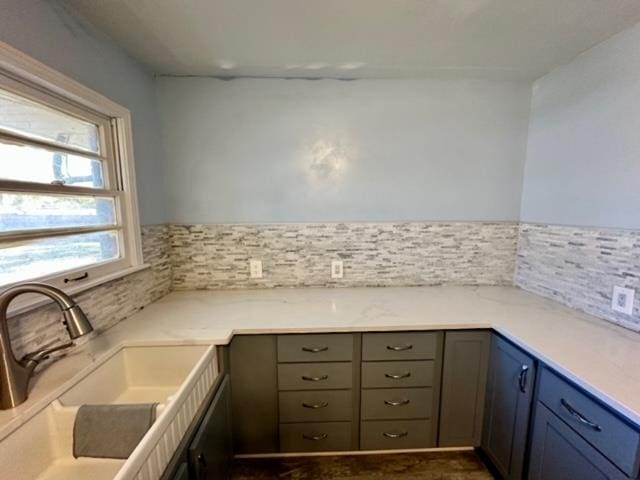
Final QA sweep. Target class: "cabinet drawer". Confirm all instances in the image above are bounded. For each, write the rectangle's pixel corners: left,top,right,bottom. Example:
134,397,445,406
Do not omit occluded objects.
279,390,352,423
277,334,353,363
361,419,433,450
538,368,640,477
361,388,432,420
278,362,352,391
361,361,435,389
280,422,352,452
362,332,439,361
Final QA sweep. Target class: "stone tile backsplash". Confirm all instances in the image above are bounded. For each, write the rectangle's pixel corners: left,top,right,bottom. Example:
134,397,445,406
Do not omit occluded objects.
515,223,640,331
170,222,519,289
8,220,640,358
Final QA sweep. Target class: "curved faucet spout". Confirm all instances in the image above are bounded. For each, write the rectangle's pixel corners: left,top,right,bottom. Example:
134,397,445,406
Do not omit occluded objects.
0,283,94,410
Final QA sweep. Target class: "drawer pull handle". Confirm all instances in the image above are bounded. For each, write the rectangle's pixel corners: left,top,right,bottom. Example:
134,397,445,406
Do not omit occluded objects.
385,372,411,380
560,399,602,432
302,346,329,353
302,401,329,409
383,431,409,439
386,344,413,351
302,375,329,382
518,365,529,393
384,398,410,407
303,433,328,441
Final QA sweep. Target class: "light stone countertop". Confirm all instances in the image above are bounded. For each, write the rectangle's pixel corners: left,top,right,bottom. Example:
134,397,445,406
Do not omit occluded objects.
2,285,640,442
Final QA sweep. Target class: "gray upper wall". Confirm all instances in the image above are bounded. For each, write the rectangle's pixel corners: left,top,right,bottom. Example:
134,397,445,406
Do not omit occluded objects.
157,77,532,223
521,23,640,230
0,0,166,225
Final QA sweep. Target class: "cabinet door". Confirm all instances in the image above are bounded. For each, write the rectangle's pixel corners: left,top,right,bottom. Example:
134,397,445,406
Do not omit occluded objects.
528,403,627,480
482,335,536,480
171,463,189,480
438,330,490,447
229,335,278,453
189,375,233,480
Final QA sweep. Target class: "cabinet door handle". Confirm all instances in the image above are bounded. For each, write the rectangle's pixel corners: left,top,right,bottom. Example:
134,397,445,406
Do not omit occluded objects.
302,374,329,382
302,432,328,441
383,431,409,439
385,372,411,380
386,344,413,351
302,346,328,353
518,365,529,393
196,453,207,479
302,401,329,409
384,398,410,407
560,399,602,432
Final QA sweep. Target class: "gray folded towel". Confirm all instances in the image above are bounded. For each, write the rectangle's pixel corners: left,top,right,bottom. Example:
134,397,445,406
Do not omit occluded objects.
73,403,158,459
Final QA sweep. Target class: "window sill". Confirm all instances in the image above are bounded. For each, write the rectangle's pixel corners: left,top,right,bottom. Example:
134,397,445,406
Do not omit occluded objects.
5,263,151,318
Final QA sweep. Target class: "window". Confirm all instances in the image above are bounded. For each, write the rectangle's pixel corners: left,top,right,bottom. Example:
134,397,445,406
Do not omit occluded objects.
0,45,143,304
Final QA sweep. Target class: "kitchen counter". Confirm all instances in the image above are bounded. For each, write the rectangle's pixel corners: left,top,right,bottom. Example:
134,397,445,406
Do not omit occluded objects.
2,285,640,442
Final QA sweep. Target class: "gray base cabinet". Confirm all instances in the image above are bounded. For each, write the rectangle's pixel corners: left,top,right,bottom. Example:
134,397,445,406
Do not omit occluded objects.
229,335,279,454
482,335,536,480
530,367,640,480
528,403,627,480
188,375,233,480
276,333,360,452
163,348,233,480
360,332,442,450
438,330,490,447
226,329,640,480
171,463,189,480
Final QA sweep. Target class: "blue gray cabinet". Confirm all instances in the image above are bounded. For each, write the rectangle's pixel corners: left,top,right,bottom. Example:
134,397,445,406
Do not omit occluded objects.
438,330,491,447
529,367,640,480
225,329,640,480
276,333,359,452
528,403,627,480
171,463,189,480
482,335,536,480
229,335,279,453
162,348,233,480
360,332,442,450
189,375,233,480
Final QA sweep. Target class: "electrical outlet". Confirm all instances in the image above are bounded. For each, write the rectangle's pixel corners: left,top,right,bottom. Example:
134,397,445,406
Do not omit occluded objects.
612,286,635,315
249,259,263,279
331,260,344,279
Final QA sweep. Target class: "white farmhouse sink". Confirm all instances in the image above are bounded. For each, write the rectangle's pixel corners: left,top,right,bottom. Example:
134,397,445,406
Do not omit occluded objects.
0,406,124,480
58,345,207,406
0,344,218,480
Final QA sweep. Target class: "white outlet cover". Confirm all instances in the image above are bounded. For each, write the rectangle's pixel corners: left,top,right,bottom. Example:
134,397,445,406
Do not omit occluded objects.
249,259,263,279
331,260,344,279
612,286,635,315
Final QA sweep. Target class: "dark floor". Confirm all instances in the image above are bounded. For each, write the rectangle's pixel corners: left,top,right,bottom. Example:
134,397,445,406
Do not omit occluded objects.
231,451,496,480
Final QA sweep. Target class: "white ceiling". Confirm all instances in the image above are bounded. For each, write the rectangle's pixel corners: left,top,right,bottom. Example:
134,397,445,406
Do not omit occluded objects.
64,0,640,81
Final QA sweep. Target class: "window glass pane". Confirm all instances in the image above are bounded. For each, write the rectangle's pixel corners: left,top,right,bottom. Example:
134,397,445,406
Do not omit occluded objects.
0,193,115,232
0,88,100,154
0,141,104,188
0,230,119,285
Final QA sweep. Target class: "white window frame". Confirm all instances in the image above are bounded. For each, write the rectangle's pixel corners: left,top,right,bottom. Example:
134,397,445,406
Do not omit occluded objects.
0,41,146,315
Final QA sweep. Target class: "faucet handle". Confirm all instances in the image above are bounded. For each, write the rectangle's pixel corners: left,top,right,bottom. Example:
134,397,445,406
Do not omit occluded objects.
20,341,75,367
